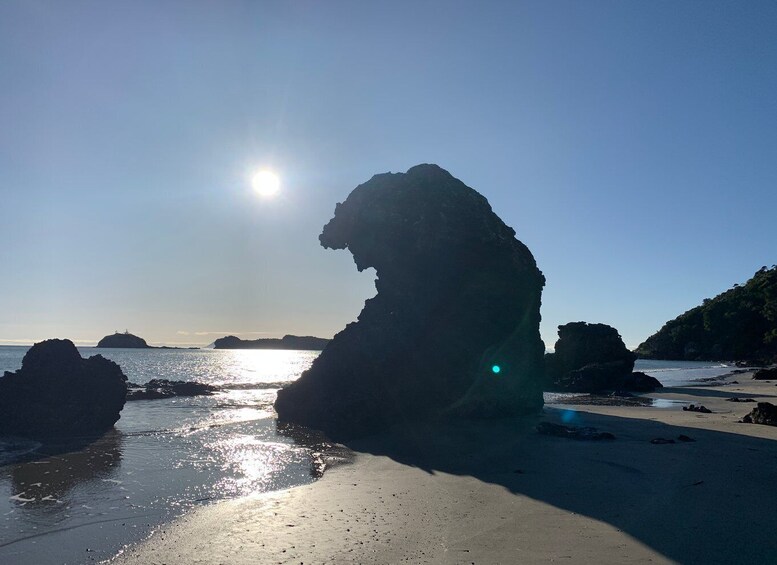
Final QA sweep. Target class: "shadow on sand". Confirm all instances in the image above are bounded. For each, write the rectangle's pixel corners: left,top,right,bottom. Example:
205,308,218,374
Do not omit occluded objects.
294,406,777,564
662,385,777,400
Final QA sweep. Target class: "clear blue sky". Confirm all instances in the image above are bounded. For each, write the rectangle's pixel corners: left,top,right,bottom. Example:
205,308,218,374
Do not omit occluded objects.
1,1,776,349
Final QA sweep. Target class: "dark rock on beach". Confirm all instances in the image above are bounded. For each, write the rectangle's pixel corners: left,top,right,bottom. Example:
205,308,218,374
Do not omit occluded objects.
126,379,219,400
275,164,546,440
741,402,777,426
650,438,676,444
753,367,777,380
97,331,149,348
544,322,661,392
683,404,712,414
621,371,663,392
0,339,128,438
726,397,756,403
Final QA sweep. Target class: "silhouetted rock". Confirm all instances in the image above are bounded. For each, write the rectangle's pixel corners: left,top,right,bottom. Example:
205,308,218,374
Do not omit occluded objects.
741,402,777,426
97,332,149,348
213,335,329,350
726,397,756,402
620,371,663,392
126,379,219,400
753,367,777,380
0,339,127,438
275,164,546,440
537,422,615,441
636,266,777,363
544,322,656,392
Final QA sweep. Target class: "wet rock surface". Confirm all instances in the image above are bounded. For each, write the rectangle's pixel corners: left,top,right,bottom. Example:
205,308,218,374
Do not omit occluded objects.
0,339,128,438
275,164,546,440
545,323,661,392
126,379,219,400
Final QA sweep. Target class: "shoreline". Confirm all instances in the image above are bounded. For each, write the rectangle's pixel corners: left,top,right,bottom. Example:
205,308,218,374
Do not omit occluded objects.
112,371,777,564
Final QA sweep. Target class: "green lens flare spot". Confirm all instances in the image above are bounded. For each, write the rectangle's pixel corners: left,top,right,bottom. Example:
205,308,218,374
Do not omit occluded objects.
491,365,501,374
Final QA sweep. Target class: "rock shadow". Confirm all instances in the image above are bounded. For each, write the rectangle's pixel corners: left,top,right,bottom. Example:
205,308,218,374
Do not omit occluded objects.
0,430,123,519
337,408,777,564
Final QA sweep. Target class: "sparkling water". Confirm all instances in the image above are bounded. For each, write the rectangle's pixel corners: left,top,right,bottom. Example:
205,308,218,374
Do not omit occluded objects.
0,346,322,564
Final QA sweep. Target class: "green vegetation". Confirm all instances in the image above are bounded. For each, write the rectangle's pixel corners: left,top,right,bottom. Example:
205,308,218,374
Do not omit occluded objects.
636,266,777,362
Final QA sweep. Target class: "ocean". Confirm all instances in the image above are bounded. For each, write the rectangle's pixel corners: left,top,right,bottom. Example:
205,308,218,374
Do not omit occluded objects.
0,346,739,564
0,347,323,565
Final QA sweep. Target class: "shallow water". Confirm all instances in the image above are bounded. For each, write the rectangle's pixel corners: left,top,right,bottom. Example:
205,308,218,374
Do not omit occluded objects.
0,347,324,564
633,358,740,387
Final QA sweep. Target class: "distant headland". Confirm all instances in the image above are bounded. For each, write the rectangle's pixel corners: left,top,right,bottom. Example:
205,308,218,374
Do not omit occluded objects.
636,266,777,363
213,335,330,350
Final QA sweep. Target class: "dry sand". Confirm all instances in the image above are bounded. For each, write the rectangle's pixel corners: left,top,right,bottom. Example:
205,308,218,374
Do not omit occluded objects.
112,373,777,564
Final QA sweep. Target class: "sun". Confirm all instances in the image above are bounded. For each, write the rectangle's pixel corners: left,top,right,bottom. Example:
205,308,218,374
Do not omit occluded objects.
251,170,280,197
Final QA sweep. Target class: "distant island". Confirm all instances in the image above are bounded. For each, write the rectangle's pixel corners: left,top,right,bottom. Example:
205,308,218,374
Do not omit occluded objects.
213,335,330,350
96,331,198,349
97,331,149,348
636,266,777,363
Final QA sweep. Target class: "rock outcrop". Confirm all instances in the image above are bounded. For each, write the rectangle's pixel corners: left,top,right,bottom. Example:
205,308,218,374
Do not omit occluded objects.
753,367,777,380
97,332,149,348
275,164,546,440
0,339,128,438
126,379,219,400
214,335,330,350
545,322,661,392
741,402,777,426
636,266,777,363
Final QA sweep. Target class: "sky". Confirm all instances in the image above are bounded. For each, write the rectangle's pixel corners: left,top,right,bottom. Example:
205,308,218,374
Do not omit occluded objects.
1,1,776,349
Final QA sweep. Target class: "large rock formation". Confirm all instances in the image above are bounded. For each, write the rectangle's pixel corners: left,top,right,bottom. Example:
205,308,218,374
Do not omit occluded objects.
0,339,128,438
97,331,149,348
275,164,546,440
545,322,661,392
214,335,330,350
636,266,777,363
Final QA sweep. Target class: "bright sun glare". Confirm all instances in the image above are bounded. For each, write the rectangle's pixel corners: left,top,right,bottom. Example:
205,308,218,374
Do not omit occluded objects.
251,170,280,197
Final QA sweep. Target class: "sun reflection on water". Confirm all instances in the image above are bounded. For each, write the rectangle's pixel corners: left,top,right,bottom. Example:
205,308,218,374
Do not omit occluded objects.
206,436,301,497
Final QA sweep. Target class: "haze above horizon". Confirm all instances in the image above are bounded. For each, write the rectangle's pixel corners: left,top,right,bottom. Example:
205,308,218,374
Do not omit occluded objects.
2,1,776,349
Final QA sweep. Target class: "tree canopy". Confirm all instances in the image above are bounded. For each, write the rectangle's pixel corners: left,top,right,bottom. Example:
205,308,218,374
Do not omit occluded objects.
636,266,777,362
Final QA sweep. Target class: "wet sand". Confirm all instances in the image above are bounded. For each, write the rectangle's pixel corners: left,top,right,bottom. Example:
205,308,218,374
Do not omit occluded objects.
113,372,777,564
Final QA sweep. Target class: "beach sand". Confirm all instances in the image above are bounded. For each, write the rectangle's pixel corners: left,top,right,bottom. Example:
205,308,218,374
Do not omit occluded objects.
113,373,777,564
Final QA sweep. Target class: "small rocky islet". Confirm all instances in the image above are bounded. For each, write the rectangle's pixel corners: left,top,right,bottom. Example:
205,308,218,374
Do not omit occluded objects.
97,331,150,348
